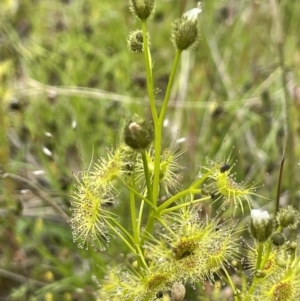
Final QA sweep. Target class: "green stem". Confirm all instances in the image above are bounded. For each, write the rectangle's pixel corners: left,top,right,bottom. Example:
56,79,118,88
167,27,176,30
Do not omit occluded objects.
160,195,210,215
244,242,265,301
106,216,135,243
156,216,175,235
157,187,201,212
191,166,219,189
136,244,148,270
152,50,182,216
140,20,159,243
270,0,296,205
137,200,145,239
139,149,156,246
118,176,154,209
244,276,258,301
141,20,157,122
222,267,239,301
159,49,182,122
256,243,264,270
105,219,136,254
260,243,272,269
130,178,139,243
141,150,153,203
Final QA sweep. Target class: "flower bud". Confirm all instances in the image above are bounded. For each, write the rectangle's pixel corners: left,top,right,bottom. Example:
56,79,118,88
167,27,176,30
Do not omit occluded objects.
124,115,154,150
127,30,147,53
276,255,287,268
250,209,273,242
129,0,155,20
277,205,300,229
271,232,286,246
254,270,266,278
171,282,186,301
172,5,202,51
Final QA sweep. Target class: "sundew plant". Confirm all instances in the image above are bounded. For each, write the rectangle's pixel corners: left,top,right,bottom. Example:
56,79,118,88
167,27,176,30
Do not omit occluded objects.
69,1,300,301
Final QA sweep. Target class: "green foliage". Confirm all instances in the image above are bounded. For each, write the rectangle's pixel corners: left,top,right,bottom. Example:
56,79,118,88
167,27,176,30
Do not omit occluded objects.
1,0,300,300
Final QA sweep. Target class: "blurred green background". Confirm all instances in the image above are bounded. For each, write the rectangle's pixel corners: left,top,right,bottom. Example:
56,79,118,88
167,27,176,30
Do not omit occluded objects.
1,0,300,300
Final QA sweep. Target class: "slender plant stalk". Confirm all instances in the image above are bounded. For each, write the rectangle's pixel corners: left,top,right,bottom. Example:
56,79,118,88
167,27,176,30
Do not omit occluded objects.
105,219,136,254
140,20,159,242
160,196,210,215
222,267,239,301
118,176,154,209
141,150,153,202
244,242,264,301
130,178,139,243
141,20,157,122
275,156,285,215
270,0,296,204
159,49,182,122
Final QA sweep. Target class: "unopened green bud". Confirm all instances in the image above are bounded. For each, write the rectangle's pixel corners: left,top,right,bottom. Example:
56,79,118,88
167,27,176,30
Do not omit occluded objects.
127,30,147,53
172,5,202,51
286,241,297,250
271,232,286,246
171,282,186,301
250,209,273,242
255,270,266,278
124,115,154,150
276,255,287,268
129,0,155,20
277,205,300,229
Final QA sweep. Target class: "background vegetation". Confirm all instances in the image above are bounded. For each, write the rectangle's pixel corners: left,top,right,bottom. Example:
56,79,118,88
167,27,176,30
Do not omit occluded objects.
1,0,300,300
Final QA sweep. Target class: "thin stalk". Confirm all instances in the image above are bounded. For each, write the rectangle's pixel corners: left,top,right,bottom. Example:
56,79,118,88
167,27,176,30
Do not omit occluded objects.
244,243,265,301
160,196,210,215
105,219,136,254
157,187,201,212
152,121,161,208
140,208,156,245
260,242,272,269
130,178,138,243
275,156,285,215
139,151,157,244
256,243,264,270
152,50,182,215
140,19,159,242
222,267,239,301
156,216,175,235
244,276,259,301
270,0,296,204
159,49,182,122
190,166,219,189
141,150,153,203
118,176,154,209
141,20,158,122
136,244,149,270
137,199,145,239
